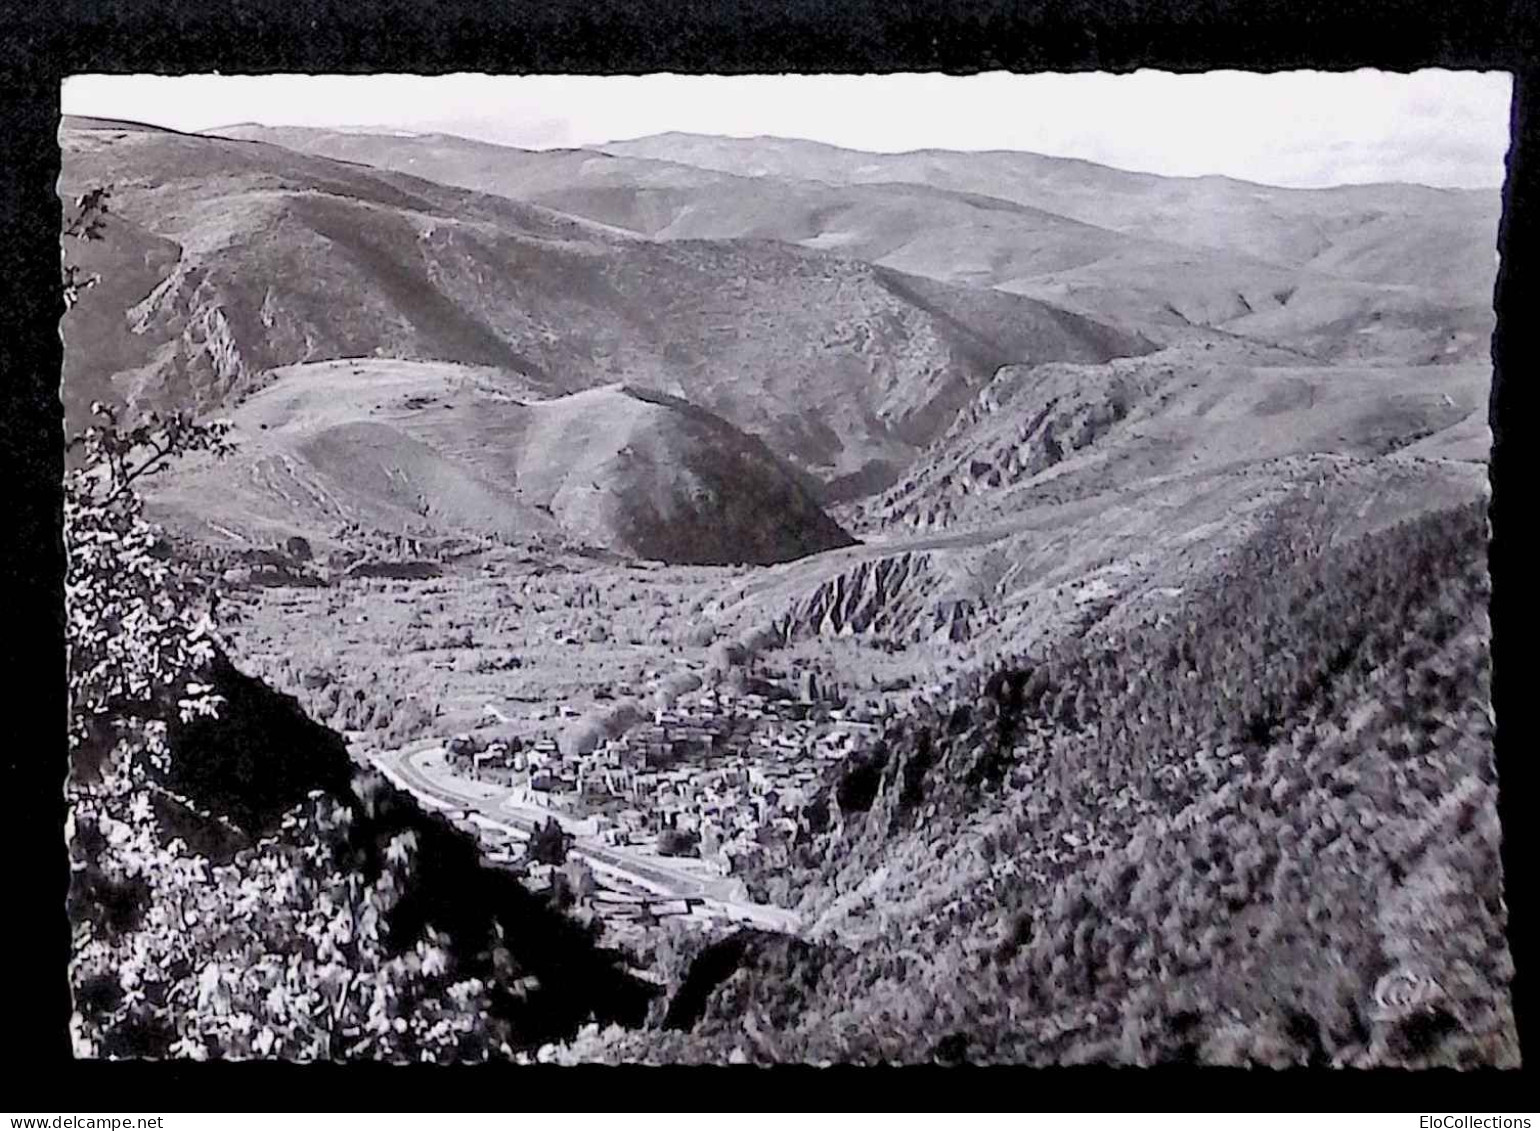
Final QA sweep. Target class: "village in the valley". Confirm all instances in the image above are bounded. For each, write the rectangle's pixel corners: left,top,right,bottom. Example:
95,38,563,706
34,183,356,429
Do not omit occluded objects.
441,663,889,882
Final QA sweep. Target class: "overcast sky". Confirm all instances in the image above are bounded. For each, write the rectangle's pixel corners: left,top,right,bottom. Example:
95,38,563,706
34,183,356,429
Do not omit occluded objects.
62,70,1512,189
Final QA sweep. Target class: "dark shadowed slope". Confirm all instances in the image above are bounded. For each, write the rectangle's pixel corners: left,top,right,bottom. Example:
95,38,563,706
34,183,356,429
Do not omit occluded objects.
62,118,1149,493
144,358,856,565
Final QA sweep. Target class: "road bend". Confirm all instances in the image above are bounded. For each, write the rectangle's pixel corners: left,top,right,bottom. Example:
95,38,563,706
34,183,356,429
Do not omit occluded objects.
369,743,801,933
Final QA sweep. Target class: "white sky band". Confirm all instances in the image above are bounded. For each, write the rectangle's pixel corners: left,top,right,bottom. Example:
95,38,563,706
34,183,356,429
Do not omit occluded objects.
61,69,1511,191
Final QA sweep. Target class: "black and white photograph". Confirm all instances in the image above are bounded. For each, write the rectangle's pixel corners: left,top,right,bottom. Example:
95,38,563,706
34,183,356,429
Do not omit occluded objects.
55,68,1518,1067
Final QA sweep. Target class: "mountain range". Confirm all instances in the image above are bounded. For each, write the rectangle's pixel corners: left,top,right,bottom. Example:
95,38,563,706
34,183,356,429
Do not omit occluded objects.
146,357,856,565
62,115,1495,575
61,117,1147,536
209,124,1499,364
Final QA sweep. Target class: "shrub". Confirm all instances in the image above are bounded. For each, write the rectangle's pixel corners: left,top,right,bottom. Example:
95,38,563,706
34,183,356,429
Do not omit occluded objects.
526,818,571,866
657,828,701,858
65,398,232,754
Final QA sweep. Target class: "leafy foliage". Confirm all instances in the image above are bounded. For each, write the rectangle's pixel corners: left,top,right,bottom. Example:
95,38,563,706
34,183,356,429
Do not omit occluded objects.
69,778,508,1061
61,186,111,311
65,401,233,755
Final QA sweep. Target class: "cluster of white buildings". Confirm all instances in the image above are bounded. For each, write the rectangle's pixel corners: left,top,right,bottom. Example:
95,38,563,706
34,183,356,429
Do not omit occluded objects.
448,681,885,869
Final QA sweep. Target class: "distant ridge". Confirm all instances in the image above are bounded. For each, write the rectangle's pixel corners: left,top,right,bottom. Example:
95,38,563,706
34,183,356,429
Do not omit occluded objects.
71,116,1497,194
601,130,1496,195
201,122,432,139
61,114,187,135
210,122,1497,367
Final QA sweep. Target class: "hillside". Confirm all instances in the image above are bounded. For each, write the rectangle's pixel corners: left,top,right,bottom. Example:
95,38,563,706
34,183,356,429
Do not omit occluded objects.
858,338,1493,535
200,125,741,217
61,118,1150,497
203,126,1293,324
143,358,856,566
701,449,1488,693
688,318,1490,671
210,125,1496,363
601,136,1499,365
558,491,1515,1067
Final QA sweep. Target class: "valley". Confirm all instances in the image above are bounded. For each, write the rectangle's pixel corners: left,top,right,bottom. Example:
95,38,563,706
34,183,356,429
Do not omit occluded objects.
61,110,1513,1067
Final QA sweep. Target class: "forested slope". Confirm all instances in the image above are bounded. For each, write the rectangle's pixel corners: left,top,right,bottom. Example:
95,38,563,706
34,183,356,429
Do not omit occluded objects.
561,490,1515,1066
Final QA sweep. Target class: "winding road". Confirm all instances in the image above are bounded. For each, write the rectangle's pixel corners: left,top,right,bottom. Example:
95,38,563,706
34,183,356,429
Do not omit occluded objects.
369,741,801,933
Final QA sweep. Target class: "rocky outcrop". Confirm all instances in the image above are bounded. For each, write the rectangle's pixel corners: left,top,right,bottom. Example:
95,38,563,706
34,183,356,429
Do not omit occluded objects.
872,358,1172,531
777,551,984,645
930,597,976,643
778,552,934,640
126,265,265,411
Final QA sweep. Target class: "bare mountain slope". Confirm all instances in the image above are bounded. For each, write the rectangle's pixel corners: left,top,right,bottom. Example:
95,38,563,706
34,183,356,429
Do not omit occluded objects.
707,446,1487,678
603,135,1498,364
604,133,1501,292
859,339,1492,535
144,358,856,565
692,327,1489,664
201,125,739,222
204,125,1272,288
62,118,1149,496
210,125,1495,363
